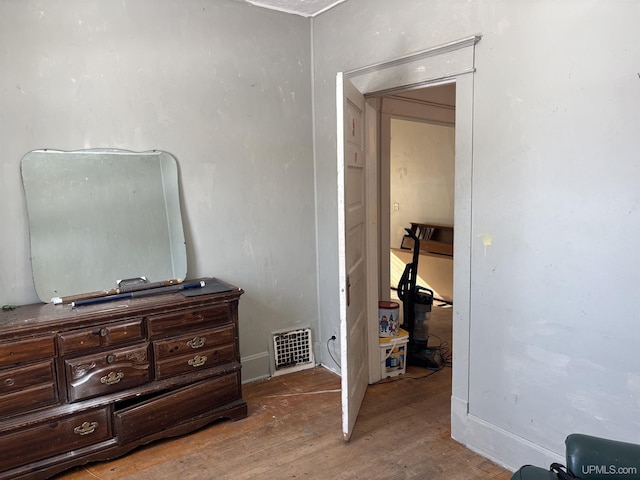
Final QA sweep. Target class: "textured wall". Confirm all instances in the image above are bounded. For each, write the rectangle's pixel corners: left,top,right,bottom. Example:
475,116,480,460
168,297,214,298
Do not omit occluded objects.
313,0,640,469
0,0,315,381
5,0,640,469
389,118,455,248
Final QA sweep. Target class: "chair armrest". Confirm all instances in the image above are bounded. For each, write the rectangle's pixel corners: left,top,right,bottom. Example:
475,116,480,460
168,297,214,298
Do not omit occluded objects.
566,434,640,479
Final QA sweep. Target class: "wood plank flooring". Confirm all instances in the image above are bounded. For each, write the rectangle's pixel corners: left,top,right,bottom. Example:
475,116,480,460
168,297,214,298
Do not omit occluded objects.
57,305,512,480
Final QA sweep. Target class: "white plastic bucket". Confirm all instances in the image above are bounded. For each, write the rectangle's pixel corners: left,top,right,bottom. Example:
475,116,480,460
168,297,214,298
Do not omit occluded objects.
379,329,409,377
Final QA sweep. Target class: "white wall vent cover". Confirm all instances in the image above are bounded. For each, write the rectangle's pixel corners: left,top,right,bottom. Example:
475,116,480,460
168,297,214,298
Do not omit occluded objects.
272,328,315,376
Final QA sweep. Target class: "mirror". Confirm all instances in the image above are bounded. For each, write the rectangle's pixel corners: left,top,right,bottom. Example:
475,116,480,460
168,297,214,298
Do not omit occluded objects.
21,149,187,303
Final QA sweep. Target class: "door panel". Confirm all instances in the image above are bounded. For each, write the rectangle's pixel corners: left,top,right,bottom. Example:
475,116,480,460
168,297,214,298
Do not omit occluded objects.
337,72,369,441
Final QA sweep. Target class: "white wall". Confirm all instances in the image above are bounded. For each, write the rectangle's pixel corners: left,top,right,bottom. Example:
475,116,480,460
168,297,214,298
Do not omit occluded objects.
0,0,316,381
313,0,640,470
389,118,455,248
4,0,640,470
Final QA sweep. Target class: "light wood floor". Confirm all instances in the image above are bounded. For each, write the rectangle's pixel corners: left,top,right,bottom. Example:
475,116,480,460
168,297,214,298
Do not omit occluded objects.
57,306,512,480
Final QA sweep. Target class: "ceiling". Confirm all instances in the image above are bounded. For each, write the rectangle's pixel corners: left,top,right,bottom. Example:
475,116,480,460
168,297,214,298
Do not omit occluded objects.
244,0,346,17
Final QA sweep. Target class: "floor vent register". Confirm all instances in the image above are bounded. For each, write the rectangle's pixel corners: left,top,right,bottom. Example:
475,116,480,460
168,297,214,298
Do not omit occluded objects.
272,328,315,376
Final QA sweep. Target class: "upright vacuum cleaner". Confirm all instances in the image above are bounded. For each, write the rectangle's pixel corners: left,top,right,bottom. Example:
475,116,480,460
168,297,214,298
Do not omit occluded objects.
397,227,444,369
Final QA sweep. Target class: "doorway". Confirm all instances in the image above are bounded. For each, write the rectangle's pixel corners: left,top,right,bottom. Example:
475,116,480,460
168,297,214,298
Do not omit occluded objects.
378,83,456,312
360,83,457,387
338,35,479,441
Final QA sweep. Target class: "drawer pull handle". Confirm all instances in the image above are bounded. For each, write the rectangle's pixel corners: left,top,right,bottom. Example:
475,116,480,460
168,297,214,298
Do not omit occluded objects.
195,315,204,322
187,337,206,349
4,378,14,387
74,421,98,436
100,371,124,385
188,355,207,367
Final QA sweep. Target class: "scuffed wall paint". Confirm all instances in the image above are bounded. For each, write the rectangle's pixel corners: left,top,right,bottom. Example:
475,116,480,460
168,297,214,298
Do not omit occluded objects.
0,0,316,381
389,118,455,249
477,232,493,256
313,0,640,470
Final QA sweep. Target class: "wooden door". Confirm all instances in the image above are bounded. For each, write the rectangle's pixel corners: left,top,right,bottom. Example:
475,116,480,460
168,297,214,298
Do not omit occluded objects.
336,72,369,441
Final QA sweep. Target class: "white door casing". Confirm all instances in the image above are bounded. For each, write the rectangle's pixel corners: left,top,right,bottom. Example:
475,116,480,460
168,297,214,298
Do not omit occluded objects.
337,72,369,441
337,35,480,441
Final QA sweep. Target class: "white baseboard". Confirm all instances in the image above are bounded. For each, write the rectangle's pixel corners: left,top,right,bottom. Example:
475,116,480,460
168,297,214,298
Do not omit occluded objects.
241,351,270,383
451,395,563,472
451,395,469,443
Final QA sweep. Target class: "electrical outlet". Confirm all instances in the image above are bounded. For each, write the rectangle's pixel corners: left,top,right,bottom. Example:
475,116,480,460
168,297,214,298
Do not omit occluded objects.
331,329,338,341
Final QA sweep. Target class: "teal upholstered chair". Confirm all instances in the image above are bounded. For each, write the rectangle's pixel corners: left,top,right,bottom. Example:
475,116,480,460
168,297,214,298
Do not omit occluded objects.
512,434,640,479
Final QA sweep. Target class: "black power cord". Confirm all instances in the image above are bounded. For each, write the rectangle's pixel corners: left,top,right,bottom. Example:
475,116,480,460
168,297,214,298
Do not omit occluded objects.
327,336,341,369
325,333,451,375
372,369,440,385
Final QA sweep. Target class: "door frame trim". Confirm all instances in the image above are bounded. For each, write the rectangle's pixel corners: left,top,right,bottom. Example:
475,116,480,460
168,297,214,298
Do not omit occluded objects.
345,35,481,94
340,35,480,438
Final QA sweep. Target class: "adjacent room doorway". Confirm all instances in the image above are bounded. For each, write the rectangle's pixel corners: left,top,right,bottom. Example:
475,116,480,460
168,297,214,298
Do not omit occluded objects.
337,35,480,441
378,84,456,314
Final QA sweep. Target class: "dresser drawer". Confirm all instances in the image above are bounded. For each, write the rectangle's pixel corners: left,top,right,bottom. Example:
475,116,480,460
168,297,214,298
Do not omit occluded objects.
154,344,235,380
58,318,144,355
65,343,150,402
0,360,57,417
0,407,111,471
153,324,235,360
0,335,55,369
146,305,230,337
114,372,241,443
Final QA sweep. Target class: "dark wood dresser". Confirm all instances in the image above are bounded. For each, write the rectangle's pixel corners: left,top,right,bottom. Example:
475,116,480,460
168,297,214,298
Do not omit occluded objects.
0,283,246,479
